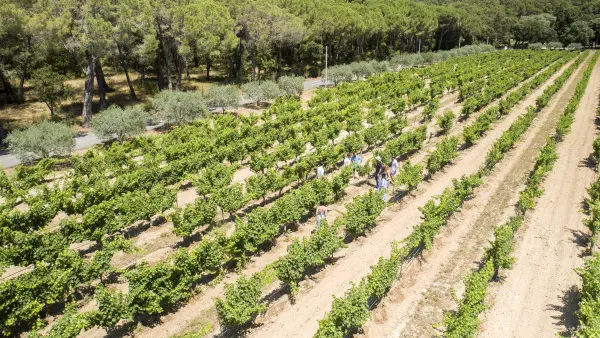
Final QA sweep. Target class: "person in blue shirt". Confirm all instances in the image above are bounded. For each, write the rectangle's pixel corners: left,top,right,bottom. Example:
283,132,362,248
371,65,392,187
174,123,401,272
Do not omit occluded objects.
351,152,362,178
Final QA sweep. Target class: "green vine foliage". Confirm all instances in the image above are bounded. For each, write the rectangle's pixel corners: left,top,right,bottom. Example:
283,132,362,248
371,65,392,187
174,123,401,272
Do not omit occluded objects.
215,274,267,328
274,220,344,299
172,197,218,238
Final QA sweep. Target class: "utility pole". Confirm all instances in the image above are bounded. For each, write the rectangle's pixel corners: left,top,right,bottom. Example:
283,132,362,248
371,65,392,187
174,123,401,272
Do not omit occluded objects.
418,39,421,54
325,45,328,86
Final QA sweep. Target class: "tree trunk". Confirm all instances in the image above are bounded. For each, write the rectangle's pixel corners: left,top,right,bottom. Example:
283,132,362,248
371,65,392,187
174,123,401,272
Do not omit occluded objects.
0,69,15,103
163,38,173,90
0,121,5,142
116,43,137,101
156,52,165,90
176,53,183,91
206,58,211,80
17,75,25,103
44,102,54,119
276,46,282,79
17,37,31,103
185,60,190,80
236,37,244,80
95,62,107,110
438,30,446,50
251,53,256,81
155,18,173,90
95,59,111,92
82,52,95,128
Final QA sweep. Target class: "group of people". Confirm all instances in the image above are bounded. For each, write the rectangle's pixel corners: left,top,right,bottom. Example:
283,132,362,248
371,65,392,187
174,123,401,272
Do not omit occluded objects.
373,155,398,202
316,153,400,228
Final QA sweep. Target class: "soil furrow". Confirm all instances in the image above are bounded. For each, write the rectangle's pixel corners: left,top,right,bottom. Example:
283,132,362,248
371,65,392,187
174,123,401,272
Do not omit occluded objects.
240,58,578,338
479,53,600,338
359,52,593,338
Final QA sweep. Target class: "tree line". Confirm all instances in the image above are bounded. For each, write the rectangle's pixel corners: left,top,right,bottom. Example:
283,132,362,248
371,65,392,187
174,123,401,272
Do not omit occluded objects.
0,0,599,127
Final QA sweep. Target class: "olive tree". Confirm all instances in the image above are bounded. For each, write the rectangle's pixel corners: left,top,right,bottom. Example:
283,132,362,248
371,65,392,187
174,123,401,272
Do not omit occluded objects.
92,105,147,142
205,85,240,113
327,64,353,85
277,75,304,96
30,67,74,119
241,81,283,106
152,90,208,125
6,121,75,163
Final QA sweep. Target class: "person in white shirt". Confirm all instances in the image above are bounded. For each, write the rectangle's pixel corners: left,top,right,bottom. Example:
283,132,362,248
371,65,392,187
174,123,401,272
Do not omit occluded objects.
316,205,327,228
343,153,351,166
316,164,325,178
390,158,399,177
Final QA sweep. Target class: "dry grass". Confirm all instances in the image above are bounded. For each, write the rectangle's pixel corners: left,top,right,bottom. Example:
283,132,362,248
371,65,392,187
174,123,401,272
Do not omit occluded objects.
0,68,225,131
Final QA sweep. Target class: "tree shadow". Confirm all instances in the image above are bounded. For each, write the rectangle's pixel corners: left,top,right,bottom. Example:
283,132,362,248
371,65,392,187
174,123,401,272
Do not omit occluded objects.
579,155,596,170
546,285,580,337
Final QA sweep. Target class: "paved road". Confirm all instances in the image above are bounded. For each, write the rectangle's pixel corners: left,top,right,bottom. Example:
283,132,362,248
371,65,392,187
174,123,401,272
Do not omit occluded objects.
0,78,325,168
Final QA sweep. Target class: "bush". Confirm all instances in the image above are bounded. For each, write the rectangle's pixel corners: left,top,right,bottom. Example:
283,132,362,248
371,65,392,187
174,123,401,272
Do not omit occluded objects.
437,110,456,134
241,81,283,105
92,105,147,142
327,65,353,85
370,60,390,73
547,41,563,49
350,61,375,79
152,90,207,125
528,42,545,50
567,42,583,50
205,85,240,113
278,75,304,96
7,120,75,163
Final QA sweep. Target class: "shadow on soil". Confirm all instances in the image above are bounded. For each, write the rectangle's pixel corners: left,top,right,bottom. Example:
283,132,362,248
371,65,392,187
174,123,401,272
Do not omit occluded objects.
546,285,580,337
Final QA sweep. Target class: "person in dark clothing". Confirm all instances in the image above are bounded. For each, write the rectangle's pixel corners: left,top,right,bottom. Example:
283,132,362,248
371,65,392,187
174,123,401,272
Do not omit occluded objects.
374,156,383,187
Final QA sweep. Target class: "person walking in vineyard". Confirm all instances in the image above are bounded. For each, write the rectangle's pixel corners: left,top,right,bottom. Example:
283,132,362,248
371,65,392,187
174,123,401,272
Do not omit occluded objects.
316,163,325,178
351,152,362,178
390,157,399,177
316,204,327,228
374,156,383,187
378,164,390,201
343,153,351,166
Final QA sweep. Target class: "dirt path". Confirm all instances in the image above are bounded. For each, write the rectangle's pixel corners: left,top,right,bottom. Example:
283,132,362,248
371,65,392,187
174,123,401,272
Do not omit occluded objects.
240,59,578,338
478,54,600,338
358,53,592,338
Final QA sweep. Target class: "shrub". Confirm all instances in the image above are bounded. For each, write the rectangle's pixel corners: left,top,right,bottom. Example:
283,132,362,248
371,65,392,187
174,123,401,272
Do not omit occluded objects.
547,41,563,49
327,65,353,85
567,42,583,49
350,61,375,79
205,85,240,113
278,75,304,96
241,80,283,105
92,105,147,142
528,42,545,50
152,90,207,125
6,120,75,163
370,60,390,73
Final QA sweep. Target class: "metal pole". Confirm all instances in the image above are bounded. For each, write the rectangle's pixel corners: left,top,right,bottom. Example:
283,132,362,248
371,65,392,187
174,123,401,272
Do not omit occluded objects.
325,45,328,85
